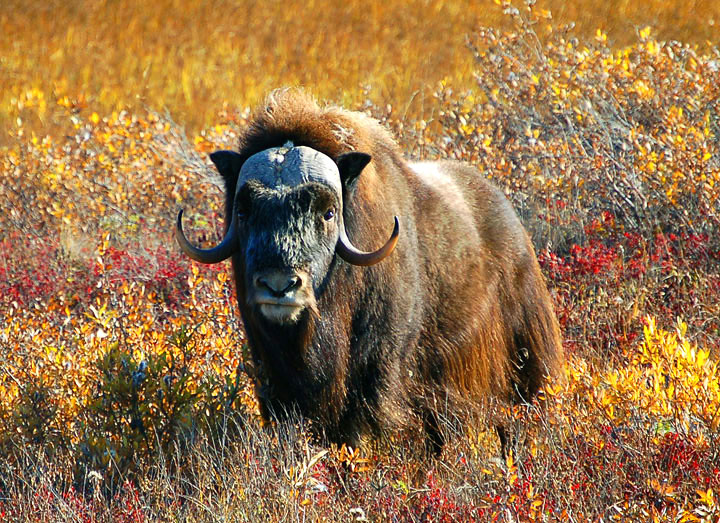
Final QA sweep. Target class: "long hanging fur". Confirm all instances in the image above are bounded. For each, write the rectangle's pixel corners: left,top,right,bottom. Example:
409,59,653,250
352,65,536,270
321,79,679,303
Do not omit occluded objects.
218,88,563,451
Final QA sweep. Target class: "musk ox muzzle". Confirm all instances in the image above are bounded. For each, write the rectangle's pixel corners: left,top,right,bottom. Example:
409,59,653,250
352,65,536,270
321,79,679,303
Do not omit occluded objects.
251,268,314,324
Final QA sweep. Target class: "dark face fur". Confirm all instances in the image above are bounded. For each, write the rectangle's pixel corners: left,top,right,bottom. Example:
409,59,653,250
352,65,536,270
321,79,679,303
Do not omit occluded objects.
236,179,342,324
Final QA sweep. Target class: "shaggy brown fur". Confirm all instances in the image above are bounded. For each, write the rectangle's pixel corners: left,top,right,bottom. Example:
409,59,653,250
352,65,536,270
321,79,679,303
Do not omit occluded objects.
216,88,563,453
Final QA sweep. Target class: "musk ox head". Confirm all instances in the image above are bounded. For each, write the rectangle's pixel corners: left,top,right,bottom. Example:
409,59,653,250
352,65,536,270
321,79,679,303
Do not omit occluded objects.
176,142,399,325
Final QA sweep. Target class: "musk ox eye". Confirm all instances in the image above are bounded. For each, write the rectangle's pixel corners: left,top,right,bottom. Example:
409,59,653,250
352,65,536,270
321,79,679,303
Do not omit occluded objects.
324,208,335,221
236,201,250,219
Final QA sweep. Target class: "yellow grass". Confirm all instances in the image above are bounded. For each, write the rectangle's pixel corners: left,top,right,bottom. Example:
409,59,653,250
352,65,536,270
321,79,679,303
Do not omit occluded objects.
2,0,719,146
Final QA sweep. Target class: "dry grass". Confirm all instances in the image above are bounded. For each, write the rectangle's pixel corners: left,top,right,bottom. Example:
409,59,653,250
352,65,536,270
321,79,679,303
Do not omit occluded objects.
2,0,719,146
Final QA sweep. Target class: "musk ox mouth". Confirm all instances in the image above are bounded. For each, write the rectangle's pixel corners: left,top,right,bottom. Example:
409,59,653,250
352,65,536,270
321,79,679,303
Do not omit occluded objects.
256,301,305,324
247,268,316,324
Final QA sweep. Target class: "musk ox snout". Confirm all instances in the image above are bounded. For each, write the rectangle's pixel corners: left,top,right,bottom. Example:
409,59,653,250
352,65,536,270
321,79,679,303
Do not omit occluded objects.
250,268,315,324
255,271,303,298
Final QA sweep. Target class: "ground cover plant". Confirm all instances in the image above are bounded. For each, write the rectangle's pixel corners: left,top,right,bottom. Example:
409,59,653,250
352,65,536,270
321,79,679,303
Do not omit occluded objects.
1,0,719,520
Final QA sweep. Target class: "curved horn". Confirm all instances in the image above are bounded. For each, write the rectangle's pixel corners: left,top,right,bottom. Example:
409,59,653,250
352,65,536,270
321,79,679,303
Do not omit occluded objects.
176,209,238,264
336,216,399,266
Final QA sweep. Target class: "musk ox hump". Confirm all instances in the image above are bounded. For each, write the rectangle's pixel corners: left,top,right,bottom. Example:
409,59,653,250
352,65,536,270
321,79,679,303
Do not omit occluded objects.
237,142,341,195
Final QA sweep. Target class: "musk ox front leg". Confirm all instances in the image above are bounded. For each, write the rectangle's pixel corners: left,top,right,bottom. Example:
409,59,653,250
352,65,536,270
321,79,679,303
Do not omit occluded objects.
422,409,445,457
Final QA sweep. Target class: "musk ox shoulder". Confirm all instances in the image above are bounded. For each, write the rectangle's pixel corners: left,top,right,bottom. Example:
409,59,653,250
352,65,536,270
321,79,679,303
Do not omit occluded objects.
176,88,563,454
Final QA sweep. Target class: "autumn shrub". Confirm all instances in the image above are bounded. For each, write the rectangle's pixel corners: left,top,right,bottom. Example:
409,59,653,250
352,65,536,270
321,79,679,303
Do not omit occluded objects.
78,324,217,486
433,3,720,244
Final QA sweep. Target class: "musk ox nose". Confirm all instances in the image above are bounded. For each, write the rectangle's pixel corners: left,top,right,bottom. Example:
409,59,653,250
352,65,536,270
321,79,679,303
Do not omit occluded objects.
254,271,303,298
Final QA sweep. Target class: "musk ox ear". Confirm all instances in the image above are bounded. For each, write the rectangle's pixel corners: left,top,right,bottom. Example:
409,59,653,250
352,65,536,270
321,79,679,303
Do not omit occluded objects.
210,150,244,182
336,152,371,191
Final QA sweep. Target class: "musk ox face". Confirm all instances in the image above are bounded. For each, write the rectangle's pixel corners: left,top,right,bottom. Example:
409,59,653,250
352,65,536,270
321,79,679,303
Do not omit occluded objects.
175,143,400,323
236,179,341,324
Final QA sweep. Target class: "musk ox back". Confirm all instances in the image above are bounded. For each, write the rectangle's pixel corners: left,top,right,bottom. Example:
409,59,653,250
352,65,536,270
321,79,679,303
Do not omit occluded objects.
176,89,563,453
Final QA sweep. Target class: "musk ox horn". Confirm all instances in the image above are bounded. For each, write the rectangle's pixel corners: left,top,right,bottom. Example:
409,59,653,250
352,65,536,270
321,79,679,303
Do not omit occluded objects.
175,209,238,264
337,216,399,266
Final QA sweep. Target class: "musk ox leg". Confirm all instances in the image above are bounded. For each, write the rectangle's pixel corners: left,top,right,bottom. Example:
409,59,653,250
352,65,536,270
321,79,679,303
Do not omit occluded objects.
422,410,445,458
497,419,525,458
496,425,512,458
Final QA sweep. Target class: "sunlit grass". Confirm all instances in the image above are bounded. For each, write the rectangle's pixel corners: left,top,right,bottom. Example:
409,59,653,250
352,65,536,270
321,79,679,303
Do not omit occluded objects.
2,0,719,146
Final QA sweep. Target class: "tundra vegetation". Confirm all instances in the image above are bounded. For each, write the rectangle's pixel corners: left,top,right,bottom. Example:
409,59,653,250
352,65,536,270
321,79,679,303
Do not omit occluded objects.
1,0,720,521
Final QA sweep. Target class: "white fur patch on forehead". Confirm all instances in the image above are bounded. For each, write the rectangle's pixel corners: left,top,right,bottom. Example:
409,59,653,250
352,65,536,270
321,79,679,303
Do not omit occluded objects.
238,145,341,195
264,140,295,165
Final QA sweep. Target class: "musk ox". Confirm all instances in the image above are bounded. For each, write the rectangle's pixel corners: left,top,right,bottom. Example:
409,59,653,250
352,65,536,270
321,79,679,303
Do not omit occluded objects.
176,89,562,454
